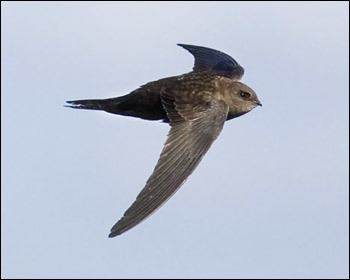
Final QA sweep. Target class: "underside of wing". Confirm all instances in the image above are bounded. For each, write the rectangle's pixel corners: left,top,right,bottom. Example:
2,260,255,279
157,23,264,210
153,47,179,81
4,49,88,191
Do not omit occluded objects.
109,89,228,237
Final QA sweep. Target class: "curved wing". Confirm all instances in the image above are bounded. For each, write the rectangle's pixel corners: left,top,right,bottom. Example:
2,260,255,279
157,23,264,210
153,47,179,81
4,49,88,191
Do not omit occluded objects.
178,44,244,80
109,89,229,237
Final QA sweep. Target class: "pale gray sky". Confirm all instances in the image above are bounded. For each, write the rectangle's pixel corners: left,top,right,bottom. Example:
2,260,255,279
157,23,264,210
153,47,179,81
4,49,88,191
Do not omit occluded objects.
2,2,349,278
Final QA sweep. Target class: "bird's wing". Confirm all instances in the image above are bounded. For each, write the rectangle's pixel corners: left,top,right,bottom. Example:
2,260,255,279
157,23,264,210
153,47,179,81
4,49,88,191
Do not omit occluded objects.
109,89,229,237
178,44,244,80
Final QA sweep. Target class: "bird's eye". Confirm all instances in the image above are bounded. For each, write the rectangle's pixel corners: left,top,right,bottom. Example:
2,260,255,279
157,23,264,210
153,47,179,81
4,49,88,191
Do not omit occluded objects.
240,91,251,99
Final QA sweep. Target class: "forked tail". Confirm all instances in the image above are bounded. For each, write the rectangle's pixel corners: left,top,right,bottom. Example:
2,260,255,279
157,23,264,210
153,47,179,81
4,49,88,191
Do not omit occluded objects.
65,93,166,121
65,99,108,110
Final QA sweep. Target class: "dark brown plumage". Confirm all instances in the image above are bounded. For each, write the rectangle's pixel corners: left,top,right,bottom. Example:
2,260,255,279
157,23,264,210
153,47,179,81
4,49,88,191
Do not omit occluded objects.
66,44,261,237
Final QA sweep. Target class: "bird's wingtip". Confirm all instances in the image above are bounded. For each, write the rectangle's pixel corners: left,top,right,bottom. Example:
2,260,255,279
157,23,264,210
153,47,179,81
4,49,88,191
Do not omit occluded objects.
177,43,188,48
108,230,121,238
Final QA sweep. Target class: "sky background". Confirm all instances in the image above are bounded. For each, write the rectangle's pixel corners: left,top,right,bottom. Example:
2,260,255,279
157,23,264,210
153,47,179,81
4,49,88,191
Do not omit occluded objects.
1,2,349,279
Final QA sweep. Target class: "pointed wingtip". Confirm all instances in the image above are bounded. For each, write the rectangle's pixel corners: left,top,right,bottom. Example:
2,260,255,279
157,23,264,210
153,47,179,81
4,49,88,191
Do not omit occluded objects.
177,43,192,49
108,229,123,238
108,232,118,238
108,223,125,238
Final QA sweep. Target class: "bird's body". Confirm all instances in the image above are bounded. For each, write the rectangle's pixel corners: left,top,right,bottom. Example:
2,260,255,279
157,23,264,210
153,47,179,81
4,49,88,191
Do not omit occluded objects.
66,44,261,237
68,72,255,122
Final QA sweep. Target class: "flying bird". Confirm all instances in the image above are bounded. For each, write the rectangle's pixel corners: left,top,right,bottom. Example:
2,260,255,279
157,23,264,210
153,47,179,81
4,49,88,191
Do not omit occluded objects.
66,44,262,237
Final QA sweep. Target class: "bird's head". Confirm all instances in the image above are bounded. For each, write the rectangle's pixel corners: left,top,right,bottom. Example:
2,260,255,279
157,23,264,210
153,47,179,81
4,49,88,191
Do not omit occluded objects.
227,81,261,119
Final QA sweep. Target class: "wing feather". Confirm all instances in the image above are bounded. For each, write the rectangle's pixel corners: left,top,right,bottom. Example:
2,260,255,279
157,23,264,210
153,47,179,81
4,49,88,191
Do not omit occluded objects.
109,88,228,237
178,44,244,80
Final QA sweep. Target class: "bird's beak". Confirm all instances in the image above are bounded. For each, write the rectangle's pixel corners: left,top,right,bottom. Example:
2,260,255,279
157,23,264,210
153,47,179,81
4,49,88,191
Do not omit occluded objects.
256,100,262,107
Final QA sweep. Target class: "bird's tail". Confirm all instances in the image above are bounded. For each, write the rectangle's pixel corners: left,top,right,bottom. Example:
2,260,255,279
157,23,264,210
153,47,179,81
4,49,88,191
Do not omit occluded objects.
65,93,166,121
65,98,109,111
